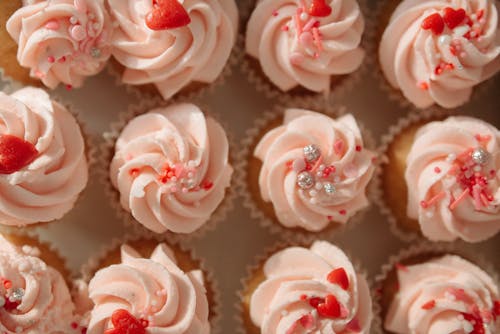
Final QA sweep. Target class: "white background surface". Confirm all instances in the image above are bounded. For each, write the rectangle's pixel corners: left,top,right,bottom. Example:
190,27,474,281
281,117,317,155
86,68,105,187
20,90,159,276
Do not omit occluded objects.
1,1,499,332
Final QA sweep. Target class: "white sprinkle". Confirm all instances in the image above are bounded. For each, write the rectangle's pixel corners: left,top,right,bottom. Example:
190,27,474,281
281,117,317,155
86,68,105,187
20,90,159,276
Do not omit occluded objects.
463,321,474,333
457,314,465,321
315,182,323,190
473,165,482,172
425,210,434,218
318,164,325,171
470,14,477,20
70,16,78,24
151,300,158,306
309,190,317,197
171,176,178,182
310,197,318,204
438,35,452,45
446,153,456,162
300,13,308,21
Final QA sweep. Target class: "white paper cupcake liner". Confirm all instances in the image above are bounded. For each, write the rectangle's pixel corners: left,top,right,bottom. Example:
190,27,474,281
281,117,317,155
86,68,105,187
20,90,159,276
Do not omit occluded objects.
240,0,372,103
374,107,466,243
99,95,237,242
372,242,500,334
0,89,97,234
372,0,500,110
235,238,377,334
235,95,378,243
80,232,222,333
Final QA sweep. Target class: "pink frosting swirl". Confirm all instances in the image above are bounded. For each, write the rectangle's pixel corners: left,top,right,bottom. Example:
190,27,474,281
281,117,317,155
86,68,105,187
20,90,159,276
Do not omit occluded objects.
385,255,500,334
87,243,210,334
107,0,238,99
379,0,500,108
110,103,232,234
6,0,114,89
246,0,365,93
0,235,77,333
254,109,376,231
250,241,372,333
405,117,500,242
0,87,88,226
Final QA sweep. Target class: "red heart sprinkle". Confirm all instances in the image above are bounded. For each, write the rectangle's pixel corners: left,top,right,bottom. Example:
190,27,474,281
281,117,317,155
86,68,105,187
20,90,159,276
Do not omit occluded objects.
308,0,332,17
327,268,349,290
421,300,436,310
443,7,466,29
104,309,148,334
421,13,445,35
146,0,191,31
316,294,341,318
0,134,38,174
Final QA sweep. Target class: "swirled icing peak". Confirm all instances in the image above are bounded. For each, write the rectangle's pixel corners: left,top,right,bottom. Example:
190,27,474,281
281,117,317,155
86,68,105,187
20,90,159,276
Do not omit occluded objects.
250,241,372,333
405,116,500,242
379,0,500,108
107,0,238,99
87,243,210,334
0,235,79,333
0,87,88,226
246,0,365,93
254,109,376,231
110,103,232,234
385,255,500,334
6,0,114,89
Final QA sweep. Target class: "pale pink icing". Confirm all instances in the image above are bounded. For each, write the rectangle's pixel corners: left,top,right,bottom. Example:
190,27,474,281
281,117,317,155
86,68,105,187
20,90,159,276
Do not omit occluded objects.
405,117,500,242
6,0,114,89
0,87,88,226
0,235,77,333
110,103,232,234
379,0,500,109
246,0,365,93
250,241,372,333
385,255,500,334
87,243,210,334
107,0,238,99
254,109,376,231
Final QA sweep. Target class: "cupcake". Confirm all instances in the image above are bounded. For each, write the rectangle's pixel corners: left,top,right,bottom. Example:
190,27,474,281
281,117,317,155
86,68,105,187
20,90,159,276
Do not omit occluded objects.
0,87,89,227
83,238,216,333
378,0,500,109
245,0,366,96
3,0,114,89
240,240,372,333
376,247,500,334
0,233,84,333
381,115,500,242
244,108,376,234
108,102,233,234
106,0,238,100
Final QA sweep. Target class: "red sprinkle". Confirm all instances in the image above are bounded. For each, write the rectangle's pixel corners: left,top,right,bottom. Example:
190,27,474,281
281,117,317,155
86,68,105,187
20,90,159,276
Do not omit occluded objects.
327,268,350,290
201,180,213,191
355,145,362,152
434,167,441,173
0,135,38,175
421,300,436,310
3,280,12,289
339,209,346,215
421,13,445,35
104,309,148,334
71,322,78,329
443,7,466,29
66,84,73,91
129,168,140,178
317,295,341,318
419,82,429,90
146,0,191,31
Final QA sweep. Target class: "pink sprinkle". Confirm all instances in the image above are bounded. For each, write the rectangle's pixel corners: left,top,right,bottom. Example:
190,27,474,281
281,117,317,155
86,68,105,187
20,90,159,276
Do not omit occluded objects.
292,158,306,172
47,56,55,63
272,10,278,17
303,18,317,32
327,215,333,220
473,185,482,210
340,304,349,318
35,70,45,78
281,25,289,31
45,20,60,30
312,27,323,52
426,191,446,207
294,10,303,36
434,166,441,173
449,189,469,210
170,186,178,193
334,139,344,155
70,25,87,41
299,31,314,47
65,84,73,90
339,209,346,215
299,314,314,328
290,52,305,66
58,56,66,63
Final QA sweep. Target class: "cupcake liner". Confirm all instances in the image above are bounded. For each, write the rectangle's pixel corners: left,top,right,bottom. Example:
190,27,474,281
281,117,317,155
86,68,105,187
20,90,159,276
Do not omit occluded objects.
0,89,97,233
240,0,372,103
372,241,500,334
372,0,500,110
80,232,222,333
99,95,237,242
374,107,464,243
235,95,378,243
235,237,377,334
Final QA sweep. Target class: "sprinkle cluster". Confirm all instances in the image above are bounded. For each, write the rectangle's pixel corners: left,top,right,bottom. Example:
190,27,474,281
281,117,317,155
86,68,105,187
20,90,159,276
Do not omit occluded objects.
418,6,489,90
128,159,213,197
274,0,333,65
285,268,361,333
419,135,496,214
104,309,149,334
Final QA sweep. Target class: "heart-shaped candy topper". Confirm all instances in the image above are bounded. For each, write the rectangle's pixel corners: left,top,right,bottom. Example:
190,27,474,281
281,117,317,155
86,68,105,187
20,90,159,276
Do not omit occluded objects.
104,309,148,334
309,0,332,17
443,7,466,29
146,0,191,31
0,134,38,174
